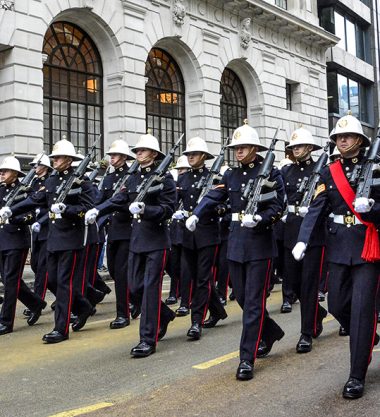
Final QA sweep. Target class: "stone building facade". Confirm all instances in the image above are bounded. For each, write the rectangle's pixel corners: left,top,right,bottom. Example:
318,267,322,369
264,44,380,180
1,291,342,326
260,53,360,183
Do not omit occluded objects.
0,0,338,164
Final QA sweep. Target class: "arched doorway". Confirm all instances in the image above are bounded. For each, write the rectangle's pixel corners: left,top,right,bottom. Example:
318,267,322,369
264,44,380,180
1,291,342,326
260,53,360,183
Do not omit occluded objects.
220,68,247,165
43,21,103,157
145,48,186,157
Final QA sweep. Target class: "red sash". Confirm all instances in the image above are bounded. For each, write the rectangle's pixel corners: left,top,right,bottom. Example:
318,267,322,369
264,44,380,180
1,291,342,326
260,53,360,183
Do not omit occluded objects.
329,160,380,262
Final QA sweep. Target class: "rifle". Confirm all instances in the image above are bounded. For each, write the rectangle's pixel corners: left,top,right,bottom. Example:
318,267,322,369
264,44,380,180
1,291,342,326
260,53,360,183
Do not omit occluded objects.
54,135,101,204
3,152,45,207
298,141,330,210
242,127,280,216
132,134,184,203
112,160,139,195
195,137,229,204
355,131,380,200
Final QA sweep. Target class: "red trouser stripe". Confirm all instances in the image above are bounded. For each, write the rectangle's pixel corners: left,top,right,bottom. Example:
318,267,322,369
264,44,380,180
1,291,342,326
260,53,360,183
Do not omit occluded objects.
155,249,167,344
313,247,326,336
254,259,272,359
65,251,77,335
11,250,28,328
91,244,100,286
81,245,90,295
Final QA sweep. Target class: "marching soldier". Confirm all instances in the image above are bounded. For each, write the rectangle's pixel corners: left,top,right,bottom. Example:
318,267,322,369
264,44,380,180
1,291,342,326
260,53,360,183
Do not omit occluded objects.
26,153,53,316
281,127,327,353
1,139,94,343
293,114,380,398
176,137,227,340
165,155,191,305
186,122,285,380
86,133,176,356
0,156,47,335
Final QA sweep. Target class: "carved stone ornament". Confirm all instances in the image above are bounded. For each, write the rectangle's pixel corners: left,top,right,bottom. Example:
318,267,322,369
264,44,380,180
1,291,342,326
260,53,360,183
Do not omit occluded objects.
240,17,251,50
172,0,186,26
0,0,14,11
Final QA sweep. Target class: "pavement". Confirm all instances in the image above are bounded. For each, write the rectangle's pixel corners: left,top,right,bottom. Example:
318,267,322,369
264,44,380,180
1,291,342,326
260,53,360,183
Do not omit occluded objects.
0,281,380,417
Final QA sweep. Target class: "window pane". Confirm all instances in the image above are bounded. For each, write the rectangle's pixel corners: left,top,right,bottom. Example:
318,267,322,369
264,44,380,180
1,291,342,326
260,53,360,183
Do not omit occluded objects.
334,12,346,50
337,74,349,115
346,19,356,56
348,79,359,117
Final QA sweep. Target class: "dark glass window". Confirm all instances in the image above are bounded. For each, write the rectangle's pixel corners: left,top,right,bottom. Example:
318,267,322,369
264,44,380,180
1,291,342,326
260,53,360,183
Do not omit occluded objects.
327,71,369,123
286,83,292,110
43,22,103,158
275,0,287,10
220,68,247,166
145,48,185,158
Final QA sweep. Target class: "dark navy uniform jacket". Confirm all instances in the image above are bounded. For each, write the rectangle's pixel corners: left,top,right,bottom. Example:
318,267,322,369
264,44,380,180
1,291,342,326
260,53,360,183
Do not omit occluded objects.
281,158,326,250
177,167,221,250
0,182,31,251
298,155,380,266
193,159,285,263
10,168,93,252
97,164,176,253
30,175,50,242
96,164,132,242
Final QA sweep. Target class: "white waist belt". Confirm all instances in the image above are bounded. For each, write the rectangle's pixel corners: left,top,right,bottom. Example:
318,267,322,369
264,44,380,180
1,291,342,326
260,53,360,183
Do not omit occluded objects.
333,214,362,226
232,213,243,221
287,205,298,213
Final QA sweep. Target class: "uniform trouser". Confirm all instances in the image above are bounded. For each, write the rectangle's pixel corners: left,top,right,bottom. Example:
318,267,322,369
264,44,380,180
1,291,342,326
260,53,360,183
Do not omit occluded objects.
182,245,226,325
128,249,173,346
283,246,327,337
47,250,92,336
319,251,329,294
0,249,44,328
327,262,380,381
229,259,284,363
166,244,181,299
216,239,230,300
31,239,49,299
107,239,131,318
87,243,110,294
281,248,296,304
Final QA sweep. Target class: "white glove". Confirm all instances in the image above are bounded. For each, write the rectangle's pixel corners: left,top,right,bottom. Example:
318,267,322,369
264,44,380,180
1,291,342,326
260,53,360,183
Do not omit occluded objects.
292,242,307,261
31,222,41,233
353,197,374,213
241,214,262,228
172,210,185,220
85,208,99,225
51,203,66,214
281,214,287,223
186,215,199,232
298,206,309,217
0,206,12,221
129,202,145,215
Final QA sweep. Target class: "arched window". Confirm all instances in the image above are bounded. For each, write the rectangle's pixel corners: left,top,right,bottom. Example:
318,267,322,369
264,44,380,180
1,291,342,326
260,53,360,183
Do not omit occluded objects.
43,22,103,158
220,68,247,165
145,48,185,157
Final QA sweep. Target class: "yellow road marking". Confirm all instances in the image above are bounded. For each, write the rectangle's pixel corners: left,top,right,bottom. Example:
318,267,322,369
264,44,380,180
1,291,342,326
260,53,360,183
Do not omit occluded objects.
193,351,239,370
48,402,113,417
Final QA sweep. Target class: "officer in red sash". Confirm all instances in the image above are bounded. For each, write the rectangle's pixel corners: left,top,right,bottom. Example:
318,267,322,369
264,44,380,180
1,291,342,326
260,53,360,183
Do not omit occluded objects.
293,114,380,399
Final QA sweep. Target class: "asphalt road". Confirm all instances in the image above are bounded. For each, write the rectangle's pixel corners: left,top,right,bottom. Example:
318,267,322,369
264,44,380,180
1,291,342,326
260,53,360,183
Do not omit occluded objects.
1,281,379,417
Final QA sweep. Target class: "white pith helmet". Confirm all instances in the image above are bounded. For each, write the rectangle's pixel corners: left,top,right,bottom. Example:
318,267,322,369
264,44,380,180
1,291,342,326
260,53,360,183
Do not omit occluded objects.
286,127,321,151
29,153,52,170
174,155,191,169
330,146,341,159
131,131,165,159
106,139,135,160
183,137,214,160
227,120,268,151
330,114,370,147
0,156,25,176
48,137,81,160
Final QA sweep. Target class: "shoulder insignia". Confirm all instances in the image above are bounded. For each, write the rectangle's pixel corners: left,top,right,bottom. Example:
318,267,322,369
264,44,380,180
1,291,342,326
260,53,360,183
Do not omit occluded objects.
314,184,326,199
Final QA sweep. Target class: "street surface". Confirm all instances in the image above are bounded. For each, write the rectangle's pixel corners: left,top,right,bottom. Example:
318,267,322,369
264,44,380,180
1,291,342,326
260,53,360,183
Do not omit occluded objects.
1,277,379,417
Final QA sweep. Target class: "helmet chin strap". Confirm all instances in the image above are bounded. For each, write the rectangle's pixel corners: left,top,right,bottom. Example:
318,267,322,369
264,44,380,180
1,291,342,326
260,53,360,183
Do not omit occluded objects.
294,145,313,161
241,146,257,165
339,137,362,157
